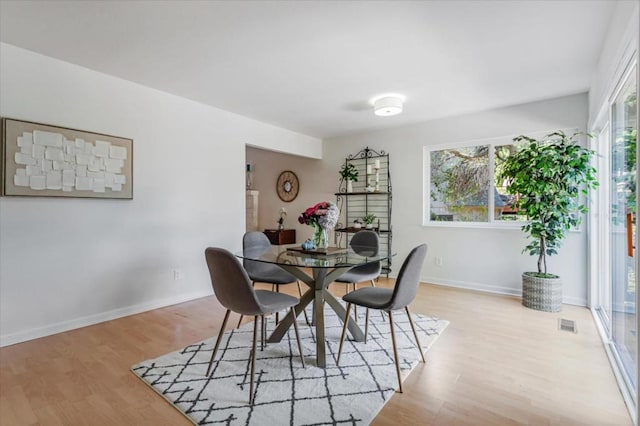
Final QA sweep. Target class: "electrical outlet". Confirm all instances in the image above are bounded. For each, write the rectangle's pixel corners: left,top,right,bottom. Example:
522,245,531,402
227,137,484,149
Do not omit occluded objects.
173,269,183,280
434,256,443,267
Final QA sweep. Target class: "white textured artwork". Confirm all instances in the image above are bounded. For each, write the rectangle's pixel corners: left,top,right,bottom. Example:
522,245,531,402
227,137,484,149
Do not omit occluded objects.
2,119,132,198
11,131,127,193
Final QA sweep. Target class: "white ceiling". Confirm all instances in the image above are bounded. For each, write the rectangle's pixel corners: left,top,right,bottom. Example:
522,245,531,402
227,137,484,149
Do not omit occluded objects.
0,0,617,139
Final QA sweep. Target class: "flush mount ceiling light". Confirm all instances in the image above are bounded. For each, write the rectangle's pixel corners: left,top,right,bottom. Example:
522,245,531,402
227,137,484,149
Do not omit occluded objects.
372,94,405,117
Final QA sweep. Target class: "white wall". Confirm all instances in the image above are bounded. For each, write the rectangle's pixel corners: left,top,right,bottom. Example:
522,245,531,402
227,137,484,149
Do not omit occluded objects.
0,43,322,346
245,147,334,242
324,93,590,305
588,0,639,128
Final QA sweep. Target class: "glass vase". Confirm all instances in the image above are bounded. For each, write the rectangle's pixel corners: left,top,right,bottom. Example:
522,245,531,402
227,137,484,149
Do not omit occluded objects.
312,224,329,250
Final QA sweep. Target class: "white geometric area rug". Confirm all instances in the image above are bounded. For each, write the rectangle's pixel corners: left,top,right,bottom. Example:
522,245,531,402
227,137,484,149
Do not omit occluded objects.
132,305,448,425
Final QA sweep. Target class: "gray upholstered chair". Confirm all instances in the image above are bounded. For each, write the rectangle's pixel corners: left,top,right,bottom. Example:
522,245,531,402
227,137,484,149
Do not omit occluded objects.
204,247,305,405
336,243,428,393
240,231,309,327
333,230,382,320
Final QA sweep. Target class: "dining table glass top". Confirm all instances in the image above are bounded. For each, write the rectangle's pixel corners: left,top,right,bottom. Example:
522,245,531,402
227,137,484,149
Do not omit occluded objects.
236,244,389,269
236,243,393,368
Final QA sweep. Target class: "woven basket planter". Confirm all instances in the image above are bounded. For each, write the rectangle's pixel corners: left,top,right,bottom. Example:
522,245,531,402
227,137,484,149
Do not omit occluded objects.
522,272,562,312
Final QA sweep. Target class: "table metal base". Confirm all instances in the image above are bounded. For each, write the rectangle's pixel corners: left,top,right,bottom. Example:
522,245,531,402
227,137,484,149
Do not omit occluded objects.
268,265,365,368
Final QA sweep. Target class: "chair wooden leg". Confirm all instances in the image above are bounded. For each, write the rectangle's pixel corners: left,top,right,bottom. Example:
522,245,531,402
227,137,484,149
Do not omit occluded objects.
352,283,358,323
372,280,385,321
249,316,258,405
263,315,268,349
336,303,352,365
296,281,310,326
290,307,305,368
388,310,403,393
275,285,280,324
207,309,231,376
406,306,425,362
260,315,265,351
236,314,244,329
364,308,369,344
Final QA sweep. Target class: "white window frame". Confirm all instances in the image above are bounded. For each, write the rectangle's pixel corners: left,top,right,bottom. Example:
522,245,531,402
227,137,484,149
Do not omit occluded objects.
423,129,577,228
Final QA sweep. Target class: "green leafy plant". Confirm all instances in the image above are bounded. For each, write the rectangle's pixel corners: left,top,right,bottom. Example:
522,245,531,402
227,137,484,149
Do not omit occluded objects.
498,131,598,277
622,127,636,216
339,162,359,182
362,213,377,225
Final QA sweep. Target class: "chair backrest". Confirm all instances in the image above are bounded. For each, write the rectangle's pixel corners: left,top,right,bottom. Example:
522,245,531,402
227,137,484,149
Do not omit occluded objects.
204,247,264,316
349,230,379,256
385,244,428,311
242,231,273,276
349,230,381,275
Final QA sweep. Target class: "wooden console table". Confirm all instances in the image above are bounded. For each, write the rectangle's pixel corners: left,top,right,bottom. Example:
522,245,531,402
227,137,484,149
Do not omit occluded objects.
264,229,296,245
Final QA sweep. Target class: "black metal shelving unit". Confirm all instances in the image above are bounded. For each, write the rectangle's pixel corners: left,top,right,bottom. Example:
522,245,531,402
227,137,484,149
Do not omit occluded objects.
335,147,392,275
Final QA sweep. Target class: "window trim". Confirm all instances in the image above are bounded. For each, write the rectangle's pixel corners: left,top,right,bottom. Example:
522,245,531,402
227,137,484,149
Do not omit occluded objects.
422,128,580,228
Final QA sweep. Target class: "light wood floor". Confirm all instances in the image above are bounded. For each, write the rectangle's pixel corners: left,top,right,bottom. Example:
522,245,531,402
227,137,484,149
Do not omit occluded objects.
0,280,632,425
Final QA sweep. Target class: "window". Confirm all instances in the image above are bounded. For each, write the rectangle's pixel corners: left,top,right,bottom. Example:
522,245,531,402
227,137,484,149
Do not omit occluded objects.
424,135,545,226
429,144,490,222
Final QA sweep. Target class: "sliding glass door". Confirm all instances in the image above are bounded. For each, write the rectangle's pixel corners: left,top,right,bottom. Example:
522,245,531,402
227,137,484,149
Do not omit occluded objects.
595,124,612,331
610,63,637,392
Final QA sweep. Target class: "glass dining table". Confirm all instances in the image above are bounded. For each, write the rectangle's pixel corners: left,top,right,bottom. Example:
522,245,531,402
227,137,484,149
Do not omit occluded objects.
236,244,391,368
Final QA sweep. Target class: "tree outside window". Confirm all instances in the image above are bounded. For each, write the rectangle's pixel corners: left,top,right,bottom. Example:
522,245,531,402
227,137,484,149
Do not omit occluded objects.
427,141,528,224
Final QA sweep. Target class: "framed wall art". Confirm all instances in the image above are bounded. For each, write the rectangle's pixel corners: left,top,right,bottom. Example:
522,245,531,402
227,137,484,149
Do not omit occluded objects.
1,118,133,199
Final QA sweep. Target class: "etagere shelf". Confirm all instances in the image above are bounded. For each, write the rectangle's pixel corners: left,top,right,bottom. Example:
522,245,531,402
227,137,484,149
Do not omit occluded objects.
335,147,392,275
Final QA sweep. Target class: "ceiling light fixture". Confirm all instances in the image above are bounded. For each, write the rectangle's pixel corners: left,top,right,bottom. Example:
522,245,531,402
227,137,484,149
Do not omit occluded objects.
372,95,404,117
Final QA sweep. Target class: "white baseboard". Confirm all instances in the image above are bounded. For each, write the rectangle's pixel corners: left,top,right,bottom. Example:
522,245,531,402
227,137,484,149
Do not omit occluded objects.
0,289,213,348
423,276,521,297
2,276,588,348
563,295,588,307
422,276,587,307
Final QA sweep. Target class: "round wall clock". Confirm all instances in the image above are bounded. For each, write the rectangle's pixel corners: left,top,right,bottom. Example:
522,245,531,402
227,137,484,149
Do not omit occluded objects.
276,170,299,202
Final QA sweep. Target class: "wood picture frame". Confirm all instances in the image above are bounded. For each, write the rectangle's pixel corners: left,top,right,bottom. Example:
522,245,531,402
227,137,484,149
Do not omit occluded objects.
1,118,133,199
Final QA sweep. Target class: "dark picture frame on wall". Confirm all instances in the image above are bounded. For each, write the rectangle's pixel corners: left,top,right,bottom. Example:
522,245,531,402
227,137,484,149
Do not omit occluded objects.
1,118,133,199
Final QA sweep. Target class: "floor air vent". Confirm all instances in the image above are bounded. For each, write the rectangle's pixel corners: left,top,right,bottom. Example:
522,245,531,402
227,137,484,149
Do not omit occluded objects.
558,318,577,333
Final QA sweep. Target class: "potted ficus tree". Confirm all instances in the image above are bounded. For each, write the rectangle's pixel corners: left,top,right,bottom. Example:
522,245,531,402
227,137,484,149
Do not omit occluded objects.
499,131,598,312
339,162,358,193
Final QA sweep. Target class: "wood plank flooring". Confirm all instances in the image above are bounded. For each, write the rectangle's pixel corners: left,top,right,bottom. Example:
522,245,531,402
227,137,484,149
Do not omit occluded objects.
0,280,632,425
